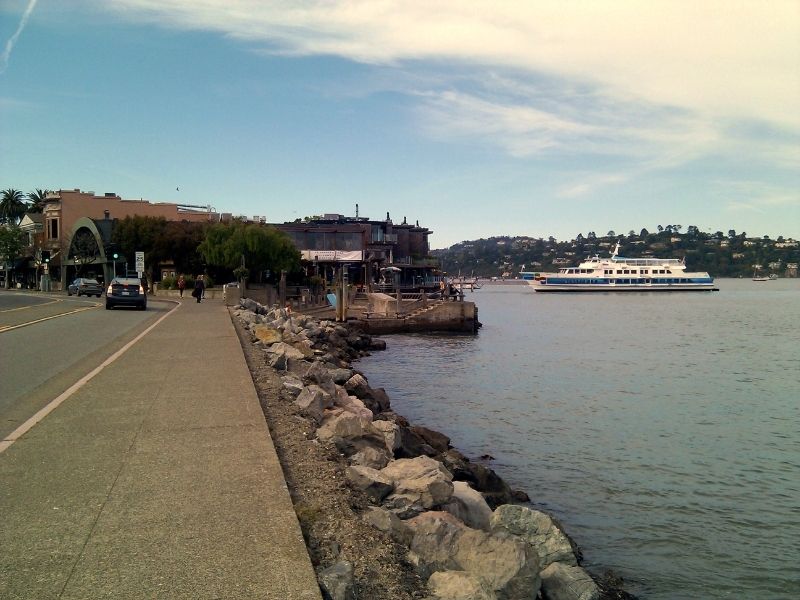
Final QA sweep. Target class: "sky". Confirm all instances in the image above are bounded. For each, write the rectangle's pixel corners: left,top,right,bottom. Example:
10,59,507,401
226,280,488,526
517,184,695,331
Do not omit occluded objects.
1,1,798,249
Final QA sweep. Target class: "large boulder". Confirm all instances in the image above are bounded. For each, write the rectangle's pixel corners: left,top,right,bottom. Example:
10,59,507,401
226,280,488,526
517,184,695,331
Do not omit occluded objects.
333,387,374,420
329,368,353,384
237,310,259,327
372,420,401,453
294,385,333,424
343,373,370,397
411,425,451,454
490,505,577,568
303,360,334,385
266,341,306,361
440,449,516,509
252,324,282,345
381,456,454,518
394,426,438,459
453,528,541,600
540,563,600,600
427,571,496,600
240,298,260,313
317,561,354,600
442,481,493,531
362,506,414,546
407,511,467,577
361,387,392,414
345,465,394,502
280,375,304,397
350,445,392,470
407,511,541,600
316,410,371,442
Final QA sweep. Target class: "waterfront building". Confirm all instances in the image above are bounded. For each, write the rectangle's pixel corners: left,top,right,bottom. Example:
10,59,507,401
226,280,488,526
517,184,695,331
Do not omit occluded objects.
273,213,439,290
40,189,219,289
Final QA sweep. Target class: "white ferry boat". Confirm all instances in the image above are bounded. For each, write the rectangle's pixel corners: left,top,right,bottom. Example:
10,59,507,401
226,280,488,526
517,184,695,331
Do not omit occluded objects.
521,243,718,292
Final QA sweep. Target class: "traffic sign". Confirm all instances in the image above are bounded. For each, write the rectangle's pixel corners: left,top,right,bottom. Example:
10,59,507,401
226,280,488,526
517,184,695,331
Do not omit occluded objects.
135,251,145,277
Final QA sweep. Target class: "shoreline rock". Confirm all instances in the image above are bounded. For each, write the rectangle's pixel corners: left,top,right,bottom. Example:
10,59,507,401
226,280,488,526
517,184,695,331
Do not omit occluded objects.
231,299,638,600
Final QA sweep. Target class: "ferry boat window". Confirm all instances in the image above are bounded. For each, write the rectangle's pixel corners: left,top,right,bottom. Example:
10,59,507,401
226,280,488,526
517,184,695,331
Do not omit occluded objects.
666,270,673,274
642,270,648,274
616,269,623,274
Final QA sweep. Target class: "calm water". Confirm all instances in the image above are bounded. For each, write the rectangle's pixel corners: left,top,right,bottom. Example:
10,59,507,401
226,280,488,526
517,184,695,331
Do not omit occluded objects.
357,279,800,599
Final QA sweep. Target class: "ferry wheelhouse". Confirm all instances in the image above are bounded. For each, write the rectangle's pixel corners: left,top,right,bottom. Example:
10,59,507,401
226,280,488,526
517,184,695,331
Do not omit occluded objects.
521,243,718,292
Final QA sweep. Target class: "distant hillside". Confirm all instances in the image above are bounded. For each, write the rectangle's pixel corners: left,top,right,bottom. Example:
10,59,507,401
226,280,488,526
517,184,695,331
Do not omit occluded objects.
432,227,799,278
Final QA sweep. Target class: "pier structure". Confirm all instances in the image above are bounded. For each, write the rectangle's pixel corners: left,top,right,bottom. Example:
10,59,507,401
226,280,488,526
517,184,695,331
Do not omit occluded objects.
288,290,479,334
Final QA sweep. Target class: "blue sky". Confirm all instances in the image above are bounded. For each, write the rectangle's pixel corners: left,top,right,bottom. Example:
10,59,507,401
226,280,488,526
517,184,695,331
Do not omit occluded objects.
2,1,798,248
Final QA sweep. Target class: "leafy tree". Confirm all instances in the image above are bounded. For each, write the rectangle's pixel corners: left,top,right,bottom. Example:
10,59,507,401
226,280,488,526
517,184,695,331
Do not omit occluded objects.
607,230,615,237
640,228,649,237
0,225,25,288
0,189,28,225
198,222,300,282
111,215,169,277
70,230,100,275
26,189,51,213
154,221,207,276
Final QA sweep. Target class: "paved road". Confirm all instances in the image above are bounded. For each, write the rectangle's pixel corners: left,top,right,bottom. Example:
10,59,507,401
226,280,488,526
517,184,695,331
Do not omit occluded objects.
0,292,166,439
0,297,320,599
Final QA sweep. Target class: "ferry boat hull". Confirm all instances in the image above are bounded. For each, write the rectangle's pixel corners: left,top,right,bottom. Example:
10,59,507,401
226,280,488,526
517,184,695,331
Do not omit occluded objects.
530,281,718,292
521,243,719,292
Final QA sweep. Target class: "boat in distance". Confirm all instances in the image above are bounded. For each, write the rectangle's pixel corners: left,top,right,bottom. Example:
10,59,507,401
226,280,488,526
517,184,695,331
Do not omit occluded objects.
521,243,719,292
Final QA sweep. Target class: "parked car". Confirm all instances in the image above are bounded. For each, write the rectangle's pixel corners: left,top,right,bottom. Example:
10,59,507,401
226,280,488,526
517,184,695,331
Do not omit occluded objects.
68,277,104,297
105,277,147,310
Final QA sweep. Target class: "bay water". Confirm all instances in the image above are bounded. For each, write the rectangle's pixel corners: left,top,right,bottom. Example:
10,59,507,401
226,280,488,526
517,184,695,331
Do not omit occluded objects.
356,279,800,599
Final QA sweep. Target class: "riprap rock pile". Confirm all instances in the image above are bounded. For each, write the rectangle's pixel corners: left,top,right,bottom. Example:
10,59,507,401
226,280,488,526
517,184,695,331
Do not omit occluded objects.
233,298,603,600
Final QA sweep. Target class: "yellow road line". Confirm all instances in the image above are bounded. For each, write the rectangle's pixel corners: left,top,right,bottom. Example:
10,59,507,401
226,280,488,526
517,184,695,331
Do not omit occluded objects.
0,305,100,333
0,298,63,313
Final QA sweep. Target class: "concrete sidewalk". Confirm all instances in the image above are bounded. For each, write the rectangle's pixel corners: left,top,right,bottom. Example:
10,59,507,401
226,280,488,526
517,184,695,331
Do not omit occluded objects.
0,298,321,599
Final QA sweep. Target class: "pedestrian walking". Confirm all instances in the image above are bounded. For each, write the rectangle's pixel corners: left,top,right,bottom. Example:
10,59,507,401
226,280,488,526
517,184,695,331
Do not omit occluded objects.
193,275,205,303
177,275,186,297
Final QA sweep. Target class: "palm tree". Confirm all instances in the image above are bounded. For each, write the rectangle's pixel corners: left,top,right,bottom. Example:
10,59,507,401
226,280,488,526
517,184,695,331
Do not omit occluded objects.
26,188,51,213
0,189,28,225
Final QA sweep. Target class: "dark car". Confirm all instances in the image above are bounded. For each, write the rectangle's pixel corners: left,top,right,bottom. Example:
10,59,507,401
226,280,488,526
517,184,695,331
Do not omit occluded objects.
68,277,104,297
106,277,147,310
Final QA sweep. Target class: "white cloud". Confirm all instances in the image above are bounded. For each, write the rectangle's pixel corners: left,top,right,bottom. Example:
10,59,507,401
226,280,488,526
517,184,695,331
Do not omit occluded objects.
1,0,39,74
557,174,628,199
100,0,800,129
415,89,603,157
722,181,800,212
